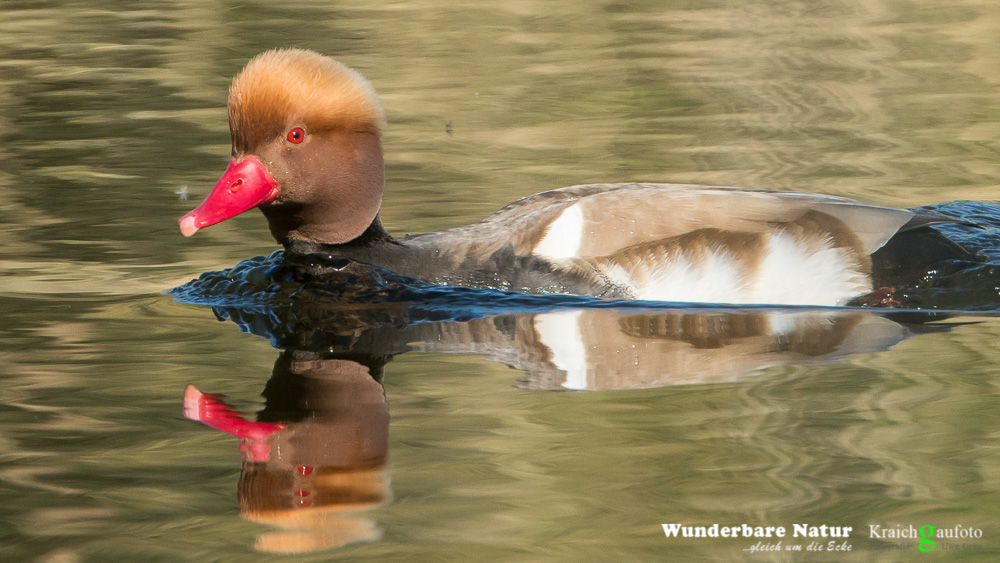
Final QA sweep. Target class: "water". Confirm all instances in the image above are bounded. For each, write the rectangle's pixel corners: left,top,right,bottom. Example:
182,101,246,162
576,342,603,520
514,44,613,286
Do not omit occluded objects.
2,1,999,560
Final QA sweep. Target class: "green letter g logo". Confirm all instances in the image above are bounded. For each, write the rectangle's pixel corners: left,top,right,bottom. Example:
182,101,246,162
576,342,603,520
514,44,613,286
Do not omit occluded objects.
919,525,936,552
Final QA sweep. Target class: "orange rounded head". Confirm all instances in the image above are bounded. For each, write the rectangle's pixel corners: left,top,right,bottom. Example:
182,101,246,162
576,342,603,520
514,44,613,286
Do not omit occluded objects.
179,49,387,245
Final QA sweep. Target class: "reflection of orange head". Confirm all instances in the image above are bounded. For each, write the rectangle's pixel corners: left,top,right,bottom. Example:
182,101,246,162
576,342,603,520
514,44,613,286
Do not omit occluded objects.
237,353,392,554
239,463,391,553
240,463,391,517
187,353,394,553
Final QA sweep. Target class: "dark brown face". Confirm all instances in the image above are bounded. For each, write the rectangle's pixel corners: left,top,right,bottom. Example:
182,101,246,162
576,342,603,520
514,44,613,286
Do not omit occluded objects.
254,128,385,245
178,127,384,245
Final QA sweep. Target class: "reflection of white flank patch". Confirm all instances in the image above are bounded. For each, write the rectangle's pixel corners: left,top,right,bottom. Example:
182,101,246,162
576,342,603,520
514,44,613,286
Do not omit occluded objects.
534,310,589,390
533,203,584,260
766,312,798,335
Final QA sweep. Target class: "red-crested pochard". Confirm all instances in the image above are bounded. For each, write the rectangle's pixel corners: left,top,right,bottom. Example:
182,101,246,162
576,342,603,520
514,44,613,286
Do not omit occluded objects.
179,49,969,306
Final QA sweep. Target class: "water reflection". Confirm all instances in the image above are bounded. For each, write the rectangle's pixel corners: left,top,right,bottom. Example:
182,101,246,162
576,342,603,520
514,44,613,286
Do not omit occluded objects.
183,289,955,552
185,352,390,553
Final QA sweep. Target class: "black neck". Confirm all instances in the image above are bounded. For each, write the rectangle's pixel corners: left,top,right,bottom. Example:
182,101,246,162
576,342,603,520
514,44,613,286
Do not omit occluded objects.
284,215,399,257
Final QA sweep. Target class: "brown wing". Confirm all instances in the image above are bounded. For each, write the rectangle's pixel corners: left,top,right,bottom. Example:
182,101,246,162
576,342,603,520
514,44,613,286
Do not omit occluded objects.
411,184,915,268
502,184,911,255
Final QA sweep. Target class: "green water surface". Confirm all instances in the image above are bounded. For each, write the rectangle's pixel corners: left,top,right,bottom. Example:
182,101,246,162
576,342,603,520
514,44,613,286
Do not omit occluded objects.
1,1,999,561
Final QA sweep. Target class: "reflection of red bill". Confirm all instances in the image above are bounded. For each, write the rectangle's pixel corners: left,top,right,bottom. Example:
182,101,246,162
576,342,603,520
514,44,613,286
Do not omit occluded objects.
183,384,284,462
178,156,280,237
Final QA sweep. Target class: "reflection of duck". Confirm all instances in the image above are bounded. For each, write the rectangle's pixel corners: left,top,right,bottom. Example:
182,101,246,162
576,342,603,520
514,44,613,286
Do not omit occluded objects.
520,310,913,389
184,300,954,553
184,352,390,554
177,49,972,306
215,300,948,391
408,310,933,390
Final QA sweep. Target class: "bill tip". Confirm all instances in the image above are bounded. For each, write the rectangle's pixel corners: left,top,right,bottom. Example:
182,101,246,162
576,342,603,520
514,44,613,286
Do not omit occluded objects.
179,215,199,237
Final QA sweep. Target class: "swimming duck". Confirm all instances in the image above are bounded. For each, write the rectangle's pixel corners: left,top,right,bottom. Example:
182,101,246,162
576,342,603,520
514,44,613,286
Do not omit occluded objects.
178,48,969,306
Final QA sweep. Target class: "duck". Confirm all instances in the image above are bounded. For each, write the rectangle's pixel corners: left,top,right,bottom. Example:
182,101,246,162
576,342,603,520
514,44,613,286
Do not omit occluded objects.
178,48,972,307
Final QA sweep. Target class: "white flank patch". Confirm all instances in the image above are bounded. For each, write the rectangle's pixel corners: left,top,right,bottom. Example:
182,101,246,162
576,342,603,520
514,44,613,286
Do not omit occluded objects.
605,249,747,304
598,232,869,306
533,203,584,260
647,249,745,303
751,233,868,306
534,311,590,390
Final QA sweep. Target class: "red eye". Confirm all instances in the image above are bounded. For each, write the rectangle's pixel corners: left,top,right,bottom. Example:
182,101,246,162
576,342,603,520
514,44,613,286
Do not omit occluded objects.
287,127,305,144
